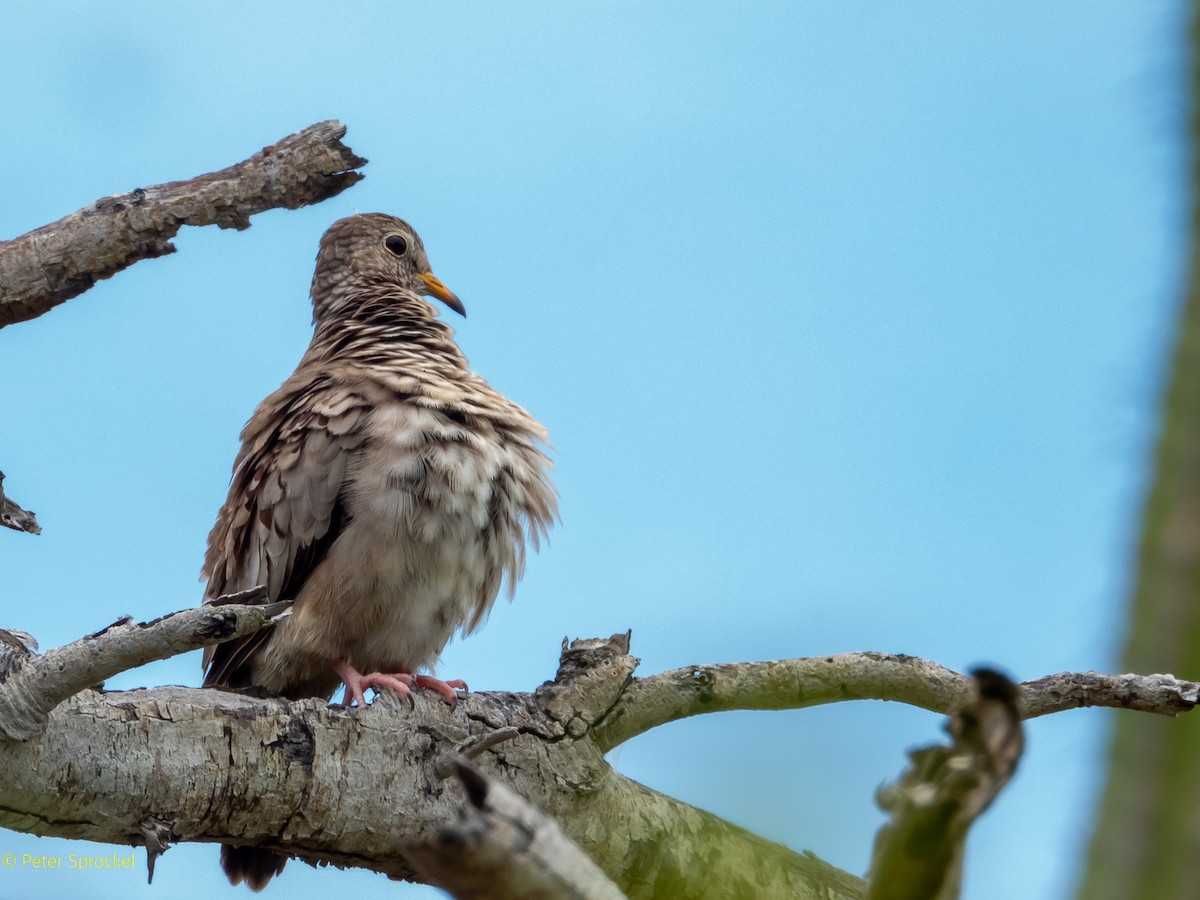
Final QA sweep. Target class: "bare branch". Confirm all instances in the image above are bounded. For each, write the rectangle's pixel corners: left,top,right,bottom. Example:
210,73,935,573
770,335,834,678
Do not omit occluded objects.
593,654,1200,752
0,471,41,535
866,669,1025,900
1020,670,1199,719
0,633,868,900
406,761,627,900
593,653,971,752
2,620,1193,897
0,592,286,740
0,120,367,328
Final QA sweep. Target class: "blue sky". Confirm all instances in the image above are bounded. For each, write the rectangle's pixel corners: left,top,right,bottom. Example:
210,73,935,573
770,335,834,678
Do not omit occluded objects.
0,3,1187,899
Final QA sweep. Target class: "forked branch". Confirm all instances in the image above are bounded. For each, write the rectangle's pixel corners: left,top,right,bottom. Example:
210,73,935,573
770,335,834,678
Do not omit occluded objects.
0,608,1191,899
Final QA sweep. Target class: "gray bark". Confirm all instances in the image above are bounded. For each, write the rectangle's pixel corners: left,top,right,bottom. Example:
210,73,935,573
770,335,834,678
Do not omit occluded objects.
405,761,628,900
0,626,864,899
0,120,366,329
0,471,41,535
0,606,1194,898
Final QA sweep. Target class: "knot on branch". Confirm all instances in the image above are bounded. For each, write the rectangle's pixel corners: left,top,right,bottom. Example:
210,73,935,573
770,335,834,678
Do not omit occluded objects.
537,633,639,738
0,629,38,680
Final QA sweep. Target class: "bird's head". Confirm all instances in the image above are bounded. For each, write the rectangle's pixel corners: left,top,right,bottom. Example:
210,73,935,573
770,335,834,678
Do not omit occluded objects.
311,213,465,321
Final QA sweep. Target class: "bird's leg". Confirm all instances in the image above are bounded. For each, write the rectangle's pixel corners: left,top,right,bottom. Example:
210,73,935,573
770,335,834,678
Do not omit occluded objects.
331,660,413,708
330,661,466,708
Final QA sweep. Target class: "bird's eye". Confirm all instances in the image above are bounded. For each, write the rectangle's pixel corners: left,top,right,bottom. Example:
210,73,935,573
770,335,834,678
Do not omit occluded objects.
384,234,408,256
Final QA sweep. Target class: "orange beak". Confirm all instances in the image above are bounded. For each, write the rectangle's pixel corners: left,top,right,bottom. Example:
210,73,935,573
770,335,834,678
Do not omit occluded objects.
419,272,466,317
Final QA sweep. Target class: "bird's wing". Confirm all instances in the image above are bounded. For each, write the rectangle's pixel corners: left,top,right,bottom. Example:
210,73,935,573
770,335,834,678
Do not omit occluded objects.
201,372,372,689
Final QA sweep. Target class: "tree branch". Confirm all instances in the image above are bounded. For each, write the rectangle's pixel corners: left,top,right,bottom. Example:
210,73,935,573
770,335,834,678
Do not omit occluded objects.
0,624,866,899
1079,15,1200,896
0,591,286,740
866,669,1025,900
1,612,1192,898
593,655,1199,752
0,471,41,535
1020,670,1199,719
0,120,366,328
405,761,628,900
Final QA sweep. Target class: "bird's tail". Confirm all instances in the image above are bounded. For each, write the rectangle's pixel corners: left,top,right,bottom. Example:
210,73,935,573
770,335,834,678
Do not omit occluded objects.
220,844,287,891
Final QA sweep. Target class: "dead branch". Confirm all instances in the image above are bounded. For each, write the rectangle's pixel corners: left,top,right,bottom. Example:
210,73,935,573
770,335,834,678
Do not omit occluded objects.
0,120,366,328
0,471,41,535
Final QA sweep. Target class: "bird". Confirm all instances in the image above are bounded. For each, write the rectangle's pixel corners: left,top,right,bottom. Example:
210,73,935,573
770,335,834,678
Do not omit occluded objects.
200,213,557,890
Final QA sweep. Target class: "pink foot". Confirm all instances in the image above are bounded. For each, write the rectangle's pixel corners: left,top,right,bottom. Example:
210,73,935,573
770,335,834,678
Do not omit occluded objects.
332,660,413,707
331,661,466,708
413,675,469,706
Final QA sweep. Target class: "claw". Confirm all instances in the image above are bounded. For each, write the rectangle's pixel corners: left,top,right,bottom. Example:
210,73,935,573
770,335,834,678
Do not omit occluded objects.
413,675,468,707
332,661,413,708
330,662,466,709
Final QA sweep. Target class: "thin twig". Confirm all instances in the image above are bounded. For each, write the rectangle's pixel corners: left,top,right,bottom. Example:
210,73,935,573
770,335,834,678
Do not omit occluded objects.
434,726,522,778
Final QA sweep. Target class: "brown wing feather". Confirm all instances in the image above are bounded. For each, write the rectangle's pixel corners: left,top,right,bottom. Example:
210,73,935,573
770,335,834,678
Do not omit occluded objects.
201,371,371,689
